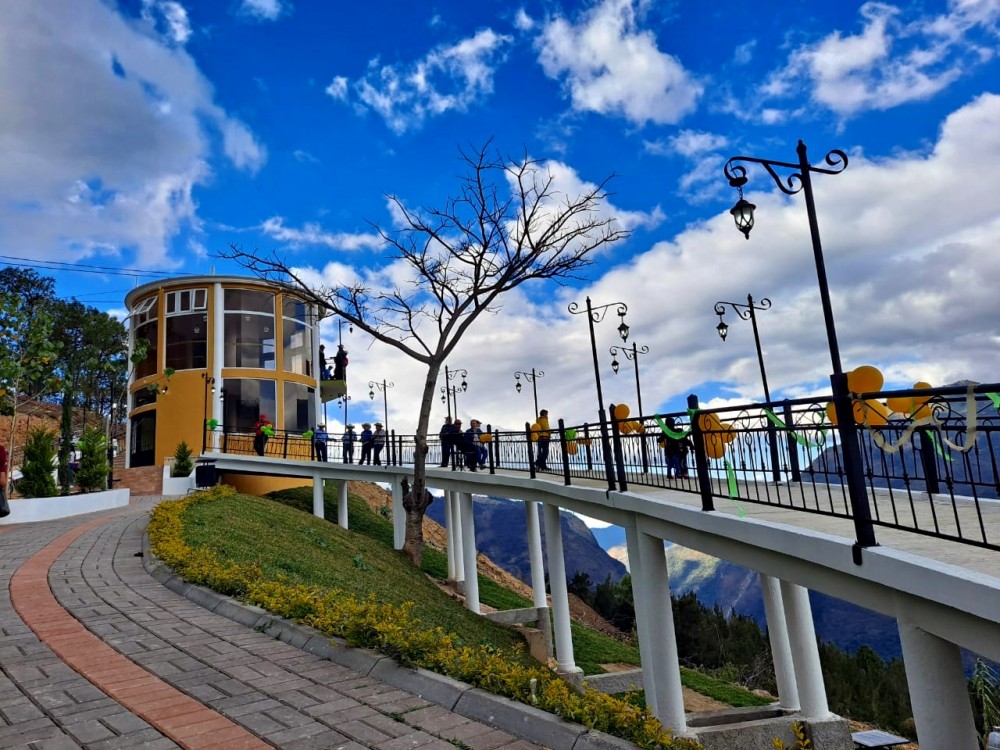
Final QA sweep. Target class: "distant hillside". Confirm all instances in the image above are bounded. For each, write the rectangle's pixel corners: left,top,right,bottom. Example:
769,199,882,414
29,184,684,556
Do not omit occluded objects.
425,495,628,587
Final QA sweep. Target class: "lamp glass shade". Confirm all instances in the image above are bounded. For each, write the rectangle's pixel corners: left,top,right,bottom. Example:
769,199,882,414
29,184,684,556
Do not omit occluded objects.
611,358,620,374
516,382,522,393
730,198,756,239
716,320,729,341
618,320,629,342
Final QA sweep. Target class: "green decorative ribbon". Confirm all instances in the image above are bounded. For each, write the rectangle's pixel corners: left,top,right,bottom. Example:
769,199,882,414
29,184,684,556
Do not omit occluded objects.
763,408,825,448
987,392,1000,410
928,432,953,463
724,459,745,518
653,415,691,440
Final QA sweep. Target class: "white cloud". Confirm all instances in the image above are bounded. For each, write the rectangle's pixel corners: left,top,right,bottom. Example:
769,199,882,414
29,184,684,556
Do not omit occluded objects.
760,1,1000,119
331,29,513,134
237,0,286,22
260,217,384,251
293,149,319,163
534,0,702,126
514,8,535,31
0,1,266,267
141,0,191,45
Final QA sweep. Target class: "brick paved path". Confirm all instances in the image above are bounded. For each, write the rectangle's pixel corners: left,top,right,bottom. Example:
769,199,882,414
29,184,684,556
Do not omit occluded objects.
0,499,542,750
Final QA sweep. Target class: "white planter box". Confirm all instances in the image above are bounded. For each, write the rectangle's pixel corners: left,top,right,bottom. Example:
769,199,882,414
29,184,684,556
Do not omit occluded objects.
0,488,130,525
162,465,195,496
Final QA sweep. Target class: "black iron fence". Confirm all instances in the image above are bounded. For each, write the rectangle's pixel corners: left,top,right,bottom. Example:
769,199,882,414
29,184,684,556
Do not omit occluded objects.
204,382,1000,552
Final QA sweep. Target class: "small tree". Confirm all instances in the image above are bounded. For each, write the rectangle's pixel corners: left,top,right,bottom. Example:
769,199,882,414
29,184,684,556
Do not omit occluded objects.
173,441,194,477
224,142,629,564
18,427,58,498
76,426,108,492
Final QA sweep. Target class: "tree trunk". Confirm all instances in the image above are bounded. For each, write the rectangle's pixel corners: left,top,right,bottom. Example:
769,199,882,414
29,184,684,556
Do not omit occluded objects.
399,361,442,565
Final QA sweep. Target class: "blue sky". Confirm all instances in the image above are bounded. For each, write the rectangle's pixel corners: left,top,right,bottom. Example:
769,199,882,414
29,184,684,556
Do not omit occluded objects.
3,0,1000,433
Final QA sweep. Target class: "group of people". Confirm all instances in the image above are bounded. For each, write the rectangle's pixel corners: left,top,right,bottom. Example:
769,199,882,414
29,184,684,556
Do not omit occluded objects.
318,344,349,382
438,416,489,471
312,422,385,465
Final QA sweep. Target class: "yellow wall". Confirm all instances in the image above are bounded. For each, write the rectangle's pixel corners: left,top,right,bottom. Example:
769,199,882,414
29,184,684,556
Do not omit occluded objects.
155,369,212,463
221,474,311,496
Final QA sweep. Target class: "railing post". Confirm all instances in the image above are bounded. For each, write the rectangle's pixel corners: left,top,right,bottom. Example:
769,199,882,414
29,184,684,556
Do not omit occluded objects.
558,419,571,485
640,421,650,474
486,423,496,474
282,431,289,459
583,423,594,471
222,426,229,454
492,428,501,470
687,394,715,512
782,401,802,483
609,405,628,492
525,423,537,479
916,426,941,495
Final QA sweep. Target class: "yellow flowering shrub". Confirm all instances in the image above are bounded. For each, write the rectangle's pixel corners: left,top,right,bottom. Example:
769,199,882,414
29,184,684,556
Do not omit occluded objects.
148,489,702,750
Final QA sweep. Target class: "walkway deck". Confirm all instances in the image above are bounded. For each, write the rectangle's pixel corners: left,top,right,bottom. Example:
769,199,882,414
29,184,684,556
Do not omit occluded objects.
0,499,541,750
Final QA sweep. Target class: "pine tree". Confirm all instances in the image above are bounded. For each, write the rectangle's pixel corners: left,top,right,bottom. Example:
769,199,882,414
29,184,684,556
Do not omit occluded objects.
75,426,108,492
172,441,194,477
18,427,58,498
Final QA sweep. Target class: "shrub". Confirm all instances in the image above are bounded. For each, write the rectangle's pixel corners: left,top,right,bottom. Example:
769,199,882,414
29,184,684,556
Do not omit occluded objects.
148,488,703,750
172,441,194,477
76,426,109,492
18,427,58,498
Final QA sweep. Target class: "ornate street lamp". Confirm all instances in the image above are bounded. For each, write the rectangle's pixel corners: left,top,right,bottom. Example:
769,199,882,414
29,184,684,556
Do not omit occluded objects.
368,379,395,436
201,373,216,454
441,365,468,419
609,341,651,474
514,369,545,418
568,297,629,491
723,140,875,551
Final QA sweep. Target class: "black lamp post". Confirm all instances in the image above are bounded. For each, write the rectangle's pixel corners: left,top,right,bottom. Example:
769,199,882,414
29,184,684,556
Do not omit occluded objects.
514,369,545,418
568,297,630,491
723,140,875,551
338,395,352,426
368,379,394,435
201,373,216,454
609,341,650,474
714,294,780,482
441,365,468,419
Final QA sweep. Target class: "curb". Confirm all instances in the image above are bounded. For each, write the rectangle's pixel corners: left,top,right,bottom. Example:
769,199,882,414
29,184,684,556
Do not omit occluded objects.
140,531,625,750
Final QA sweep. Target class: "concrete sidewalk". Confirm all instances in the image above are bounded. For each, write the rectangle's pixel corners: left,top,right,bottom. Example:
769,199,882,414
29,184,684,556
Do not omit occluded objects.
0,498,548,750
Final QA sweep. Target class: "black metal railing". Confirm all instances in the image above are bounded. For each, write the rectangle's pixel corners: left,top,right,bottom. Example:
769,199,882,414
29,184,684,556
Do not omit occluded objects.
203,382,1000,552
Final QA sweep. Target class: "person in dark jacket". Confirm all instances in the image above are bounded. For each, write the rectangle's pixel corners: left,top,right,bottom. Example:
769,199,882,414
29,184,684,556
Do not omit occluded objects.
372,423,386,465
359,423,373,464
438,416,454,467
342,425,356,463
463,422,480,471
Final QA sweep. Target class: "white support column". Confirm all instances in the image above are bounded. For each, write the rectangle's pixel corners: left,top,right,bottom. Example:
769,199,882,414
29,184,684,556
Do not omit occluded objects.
898,620,978,749
760,573,799,710
624,522,659,718
525,501,547,609
337,480,348,530
543,503,579,674
312,475,324,520
391,477,405,550
635,531,686,732
211,281,224,452
779,580,830,719
452,492,465,583
459,492,480,614
445,491,457,581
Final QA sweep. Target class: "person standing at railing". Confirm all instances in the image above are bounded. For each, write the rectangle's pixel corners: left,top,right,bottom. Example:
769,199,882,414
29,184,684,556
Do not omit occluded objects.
342,425,356,463
253,415,272,457
372,423,386,465
438,415,455,467
462,421,481,471
358,422,373,464
534,409,551,471
470,419,487,468
313,424,328,462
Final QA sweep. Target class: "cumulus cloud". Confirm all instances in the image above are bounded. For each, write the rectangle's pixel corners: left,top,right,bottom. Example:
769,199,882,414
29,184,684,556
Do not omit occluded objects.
329,29,513,133
0,1,267,267
534,0,702,126
141,0,191,45
260,217,384,251
759,1,1000,119
237,0,286,22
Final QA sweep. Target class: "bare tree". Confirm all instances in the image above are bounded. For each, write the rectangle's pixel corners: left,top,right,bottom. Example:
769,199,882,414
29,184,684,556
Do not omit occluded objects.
223,142,629,565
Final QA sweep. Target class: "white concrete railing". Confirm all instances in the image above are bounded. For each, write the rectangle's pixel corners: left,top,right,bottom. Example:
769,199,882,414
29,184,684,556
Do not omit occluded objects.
0,487,130,524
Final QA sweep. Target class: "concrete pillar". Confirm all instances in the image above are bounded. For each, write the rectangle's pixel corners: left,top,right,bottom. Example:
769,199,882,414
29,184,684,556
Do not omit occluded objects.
391,477,405,550
312,475,324,520
211,281,224,453
543,503,579,674
459,492,480,614
525,501,547,609
779,580,829,719
760,573,799,710
451,492,465,583
624,522,660,718
445,491,457,581
337,480,348,530
898,620,978,750
635,531,686,732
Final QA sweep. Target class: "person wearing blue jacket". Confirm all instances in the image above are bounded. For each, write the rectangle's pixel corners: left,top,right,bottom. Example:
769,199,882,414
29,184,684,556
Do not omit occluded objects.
359,423,373,464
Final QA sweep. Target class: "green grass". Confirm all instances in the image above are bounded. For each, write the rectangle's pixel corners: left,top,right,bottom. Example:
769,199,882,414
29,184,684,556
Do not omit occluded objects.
200,481,769,708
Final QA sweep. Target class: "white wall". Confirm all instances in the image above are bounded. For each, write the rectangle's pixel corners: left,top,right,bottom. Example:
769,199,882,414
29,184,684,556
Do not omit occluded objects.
0,488,130,524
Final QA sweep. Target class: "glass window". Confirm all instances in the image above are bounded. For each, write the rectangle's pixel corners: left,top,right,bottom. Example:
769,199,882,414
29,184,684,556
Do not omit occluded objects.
224,313,276,368
165,313,207,371
225,289,274,314
134,320,158,380
282,318,313,376
282,296,311,323
221,379,276,432
283,382,315,433
166,288,207,315
132,388,156,409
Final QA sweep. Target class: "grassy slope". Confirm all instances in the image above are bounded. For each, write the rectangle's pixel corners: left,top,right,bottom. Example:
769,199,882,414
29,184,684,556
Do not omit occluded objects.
181,482,769,707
